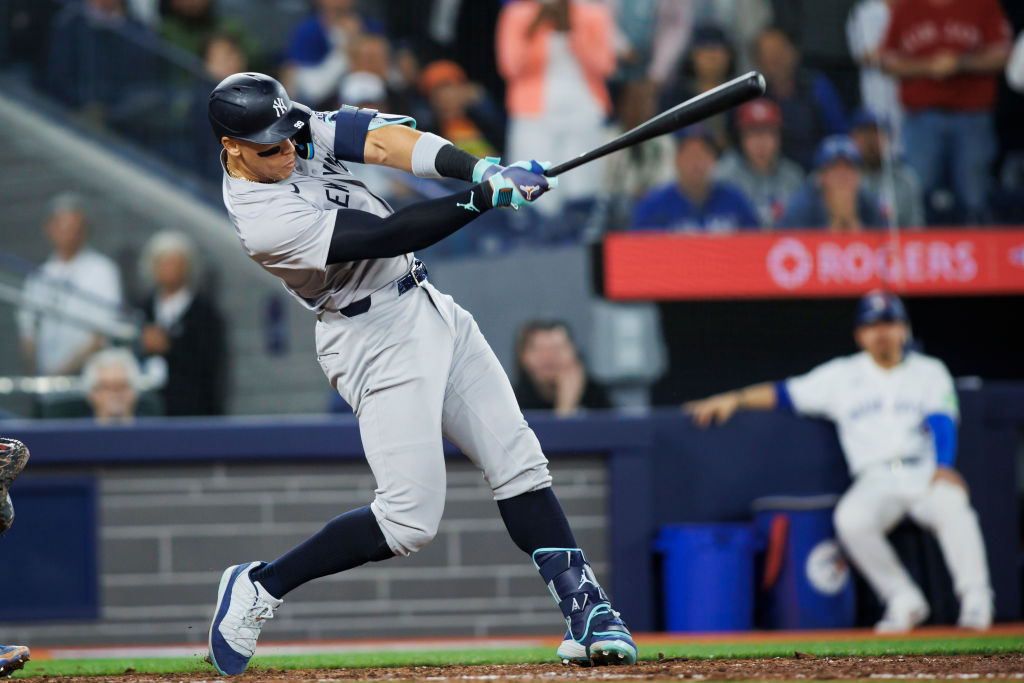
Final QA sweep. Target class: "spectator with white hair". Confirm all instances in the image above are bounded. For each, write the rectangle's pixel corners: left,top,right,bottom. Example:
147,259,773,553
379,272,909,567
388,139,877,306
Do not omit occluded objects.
17,193,124,376
139,231,227,416
83,348,141,424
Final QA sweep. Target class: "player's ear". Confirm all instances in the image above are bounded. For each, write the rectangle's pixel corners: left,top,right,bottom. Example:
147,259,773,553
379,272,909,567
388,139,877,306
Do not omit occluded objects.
222,137,241,156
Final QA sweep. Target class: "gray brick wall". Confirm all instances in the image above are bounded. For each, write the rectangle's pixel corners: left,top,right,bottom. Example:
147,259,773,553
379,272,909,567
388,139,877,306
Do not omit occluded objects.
0,457,609,646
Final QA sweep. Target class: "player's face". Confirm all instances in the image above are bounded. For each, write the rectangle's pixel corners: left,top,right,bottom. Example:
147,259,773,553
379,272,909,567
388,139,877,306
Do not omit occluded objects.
224,137,297,182
855,321,908,365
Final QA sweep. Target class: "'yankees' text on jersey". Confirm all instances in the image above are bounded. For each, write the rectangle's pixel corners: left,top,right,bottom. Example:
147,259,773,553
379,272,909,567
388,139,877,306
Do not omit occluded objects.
220,109,414,313
785,351,959,476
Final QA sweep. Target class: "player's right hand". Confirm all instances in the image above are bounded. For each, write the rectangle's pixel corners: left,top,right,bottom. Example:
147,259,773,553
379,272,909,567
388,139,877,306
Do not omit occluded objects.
683,392,741,428
487,160,558,210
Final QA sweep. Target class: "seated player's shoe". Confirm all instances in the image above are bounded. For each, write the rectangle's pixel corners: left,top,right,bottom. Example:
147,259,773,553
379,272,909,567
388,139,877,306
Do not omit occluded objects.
533,548,637,666
875,591,929,634
208,562,282,675
957,589,994,630
0,644,30,676
0,438,30,535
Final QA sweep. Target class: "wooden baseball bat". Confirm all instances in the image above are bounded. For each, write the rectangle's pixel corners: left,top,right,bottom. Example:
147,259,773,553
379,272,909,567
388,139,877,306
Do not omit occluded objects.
543,71,767,178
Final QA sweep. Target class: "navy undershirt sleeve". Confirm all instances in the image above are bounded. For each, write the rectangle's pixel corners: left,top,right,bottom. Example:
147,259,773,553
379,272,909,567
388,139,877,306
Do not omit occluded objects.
327,183,492,263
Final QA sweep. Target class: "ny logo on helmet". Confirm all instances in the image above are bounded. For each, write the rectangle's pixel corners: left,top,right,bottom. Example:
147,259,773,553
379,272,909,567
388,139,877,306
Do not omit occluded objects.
272,98,287,117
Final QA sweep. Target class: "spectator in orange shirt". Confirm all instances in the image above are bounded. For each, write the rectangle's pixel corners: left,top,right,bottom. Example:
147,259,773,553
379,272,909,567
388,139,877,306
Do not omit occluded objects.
881,0,1012,224
496,0,616,213
418,60,505,160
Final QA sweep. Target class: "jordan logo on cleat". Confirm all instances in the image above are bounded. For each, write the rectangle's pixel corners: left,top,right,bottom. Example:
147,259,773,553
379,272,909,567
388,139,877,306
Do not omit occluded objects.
578,569,598,590
457,192,480,213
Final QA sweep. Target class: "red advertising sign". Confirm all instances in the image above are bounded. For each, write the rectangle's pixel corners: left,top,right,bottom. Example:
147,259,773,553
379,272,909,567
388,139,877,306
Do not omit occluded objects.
603,230,1024,300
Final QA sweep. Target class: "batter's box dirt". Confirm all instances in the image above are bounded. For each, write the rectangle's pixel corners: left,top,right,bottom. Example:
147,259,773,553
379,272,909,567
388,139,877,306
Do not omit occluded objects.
16,654,1024,683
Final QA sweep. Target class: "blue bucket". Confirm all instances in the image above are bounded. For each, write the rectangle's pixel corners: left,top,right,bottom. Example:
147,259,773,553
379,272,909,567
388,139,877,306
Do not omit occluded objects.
653,523,758,632
753,495,856,629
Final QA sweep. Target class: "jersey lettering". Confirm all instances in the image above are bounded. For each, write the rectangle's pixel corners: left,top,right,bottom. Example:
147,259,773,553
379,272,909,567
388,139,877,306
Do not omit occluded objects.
325,182,350,208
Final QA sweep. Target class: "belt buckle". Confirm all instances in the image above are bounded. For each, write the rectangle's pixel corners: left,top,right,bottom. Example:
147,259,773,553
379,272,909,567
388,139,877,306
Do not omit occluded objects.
409,260,426,287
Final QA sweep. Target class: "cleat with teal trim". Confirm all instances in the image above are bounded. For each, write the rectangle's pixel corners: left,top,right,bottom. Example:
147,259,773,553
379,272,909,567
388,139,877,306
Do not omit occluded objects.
534,548,638,666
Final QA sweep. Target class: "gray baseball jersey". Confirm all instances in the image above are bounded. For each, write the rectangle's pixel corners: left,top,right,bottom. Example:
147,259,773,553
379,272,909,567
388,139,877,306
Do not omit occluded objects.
222,109,414,312
220,107,551,557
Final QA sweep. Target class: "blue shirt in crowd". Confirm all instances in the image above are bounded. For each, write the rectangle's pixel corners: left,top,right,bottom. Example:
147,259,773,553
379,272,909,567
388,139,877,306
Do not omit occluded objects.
779,183,886,229
630,181,761,233
285,13,386,66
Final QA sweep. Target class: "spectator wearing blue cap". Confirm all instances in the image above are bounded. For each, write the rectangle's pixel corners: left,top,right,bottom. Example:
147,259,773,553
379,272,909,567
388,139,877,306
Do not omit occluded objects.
630,125,760,233
850,109,925,229
780,135,885,231
685,290,994,633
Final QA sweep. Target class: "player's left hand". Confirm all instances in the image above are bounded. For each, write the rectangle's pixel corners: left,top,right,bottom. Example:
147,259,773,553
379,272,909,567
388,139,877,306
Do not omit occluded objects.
932,465,968,491
487,160,557,210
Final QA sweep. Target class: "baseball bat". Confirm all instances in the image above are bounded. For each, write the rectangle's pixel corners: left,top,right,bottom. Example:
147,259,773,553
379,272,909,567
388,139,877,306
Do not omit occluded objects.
543,71,767,178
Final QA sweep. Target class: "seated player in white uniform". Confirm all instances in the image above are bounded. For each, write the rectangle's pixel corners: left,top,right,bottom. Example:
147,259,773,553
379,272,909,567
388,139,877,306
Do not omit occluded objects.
204,73,636,675
684,291,993,632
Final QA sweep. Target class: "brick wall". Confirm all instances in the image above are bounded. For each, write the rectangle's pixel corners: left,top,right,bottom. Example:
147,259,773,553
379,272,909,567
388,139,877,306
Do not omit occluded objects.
2,457,609,646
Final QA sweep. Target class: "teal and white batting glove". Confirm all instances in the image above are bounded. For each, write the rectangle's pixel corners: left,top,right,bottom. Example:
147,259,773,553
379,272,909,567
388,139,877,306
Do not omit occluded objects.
486,160,558,210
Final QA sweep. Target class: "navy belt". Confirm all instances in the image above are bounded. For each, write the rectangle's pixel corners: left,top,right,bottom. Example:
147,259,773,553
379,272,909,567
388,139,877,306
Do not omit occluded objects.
336,260,428,318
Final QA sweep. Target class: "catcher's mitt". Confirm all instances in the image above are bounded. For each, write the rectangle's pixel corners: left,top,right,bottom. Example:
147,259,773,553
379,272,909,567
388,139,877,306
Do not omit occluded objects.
0,437,29,534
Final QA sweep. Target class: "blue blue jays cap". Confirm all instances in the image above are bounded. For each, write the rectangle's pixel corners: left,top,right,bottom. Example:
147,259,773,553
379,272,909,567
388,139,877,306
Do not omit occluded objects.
855,290,908,327
814,134,862,170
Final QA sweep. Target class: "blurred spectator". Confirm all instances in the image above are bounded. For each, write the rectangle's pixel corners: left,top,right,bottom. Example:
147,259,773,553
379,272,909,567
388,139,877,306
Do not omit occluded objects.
880,0,1012,224
497,0,616,212
689,0,774,73
606,0,694,84
83,348,140,424
781,135,885,231
662,24,736,151
631,125,760,233
187,32,248,181
419,60,505,158
139,232,226,416
756,26,849,170
282,0,384,109
847,0,904,149
849,109,924,229
513,320,610,417
602,80,677,228
1009,30,1024,93
46,0,157,111
158,0,259,65
714,98,805,228
17,194,124,376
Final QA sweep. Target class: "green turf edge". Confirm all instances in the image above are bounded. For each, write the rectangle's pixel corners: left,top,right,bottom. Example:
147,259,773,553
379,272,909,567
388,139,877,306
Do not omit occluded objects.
14,637,1024,678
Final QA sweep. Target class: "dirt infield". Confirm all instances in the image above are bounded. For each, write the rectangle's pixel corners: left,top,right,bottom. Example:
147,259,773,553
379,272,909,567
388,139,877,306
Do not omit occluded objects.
16,654,1024,682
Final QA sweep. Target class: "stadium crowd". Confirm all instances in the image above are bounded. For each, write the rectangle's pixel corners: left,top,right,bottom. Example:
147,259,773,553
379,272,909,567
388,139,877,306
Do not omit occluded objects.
3,0,1023,242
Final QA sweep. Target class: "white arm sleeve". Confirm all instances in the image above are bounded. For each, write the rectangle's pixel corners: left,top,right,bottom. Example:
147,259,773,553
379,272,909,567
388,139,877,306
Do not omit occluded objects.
921,359,960,420
1007,31,1024,93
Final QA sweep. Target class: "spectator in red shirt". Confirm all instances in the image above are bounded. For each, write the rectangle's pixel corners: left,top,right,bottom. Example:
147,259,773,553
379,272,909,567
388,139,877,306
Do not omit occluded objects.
881,0,1012,224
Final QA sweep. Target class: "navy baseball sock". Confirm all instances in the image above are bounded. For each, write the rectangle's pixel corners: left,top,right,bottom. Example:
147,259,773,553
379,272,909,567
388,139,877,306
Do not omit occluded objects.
250,505,393,598
497,487,577,554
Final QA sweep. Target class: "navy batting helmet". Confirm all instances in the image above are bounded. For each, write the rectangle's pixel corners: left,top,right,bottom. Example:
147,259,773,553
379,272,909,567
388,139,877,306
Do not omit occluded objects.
208,72,307,144
855,290,908,327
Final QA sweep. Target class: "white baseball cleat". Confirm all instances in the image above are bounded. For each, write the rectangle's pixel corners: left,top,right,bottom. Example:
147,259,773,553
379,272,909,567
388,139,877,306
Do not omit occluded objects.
957,590,994,630
208,562,282,675
875,591,929,634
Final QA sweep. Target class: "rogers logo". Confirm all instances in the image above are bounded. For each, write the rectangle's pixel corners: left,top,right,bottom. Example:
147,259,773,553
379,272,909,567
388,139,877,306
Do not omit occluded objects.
767,238,813,289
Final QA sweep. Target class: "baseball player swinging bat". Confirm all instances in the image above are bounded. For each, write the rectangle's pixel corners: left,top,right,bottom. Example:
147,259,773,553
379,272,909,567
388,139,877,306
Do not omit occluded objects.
203,67,764,676
544,71,767,178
